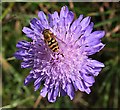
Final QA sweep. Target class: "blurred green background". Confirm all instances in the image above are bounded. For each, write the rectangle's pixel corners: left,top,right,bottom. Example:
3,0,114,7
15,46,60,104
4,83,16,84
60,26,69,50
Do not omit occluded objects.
1,2,120,109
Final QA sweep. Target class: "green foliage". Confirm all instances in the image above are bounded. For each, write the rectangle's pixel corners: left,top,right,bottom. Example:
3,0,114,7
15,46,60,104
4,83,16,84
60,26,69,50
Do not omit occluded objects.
2,2,120,109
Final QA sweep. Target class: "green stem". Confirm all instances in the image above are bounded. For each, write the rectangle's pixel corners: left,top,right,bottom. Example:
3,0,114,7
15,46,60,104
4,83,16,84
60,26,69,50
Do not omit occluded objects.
1,96,34,108
1,3,14,20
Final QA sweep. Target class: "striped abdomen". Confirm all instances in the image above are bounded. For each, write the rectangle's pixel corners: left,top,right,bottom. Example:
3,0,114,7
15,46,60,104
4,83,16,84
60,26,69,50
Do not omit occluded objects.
43,29,59,52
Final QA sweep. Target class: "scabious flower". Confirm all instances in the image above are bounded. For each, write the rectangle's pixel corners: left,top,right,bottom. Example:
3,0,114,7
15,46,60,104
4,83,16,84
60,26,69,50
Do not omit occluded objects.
14,6,105,102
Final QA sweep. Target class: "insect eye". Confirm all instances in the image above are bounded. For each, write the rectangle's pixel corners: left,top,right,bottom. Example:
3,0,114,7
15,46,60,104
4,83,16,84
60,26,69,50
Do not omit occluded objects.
44,35,49,39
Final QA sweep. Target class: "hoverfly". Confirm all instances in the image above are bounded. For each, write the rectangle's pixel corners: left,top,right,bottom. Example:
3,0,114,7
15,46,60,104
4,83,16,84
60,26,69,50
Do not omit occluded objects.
42,29,59,52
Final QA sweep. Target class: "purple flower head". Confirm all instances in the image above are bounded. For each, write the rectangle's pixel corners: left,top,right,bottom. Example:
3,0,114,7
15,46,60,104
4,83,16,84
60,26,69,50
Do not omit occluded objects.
14,6,105,102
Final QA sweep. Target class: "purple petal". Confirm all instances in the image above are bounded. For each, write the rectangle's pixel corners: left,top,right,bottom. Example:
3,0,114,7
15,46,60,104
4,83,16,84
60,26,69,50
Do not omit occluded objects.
65,11,74,31
48,11,59,29
21,61,33,68
75,79,85,92
60,6,69,18
24,72,34,85
70,14,83,32
38,11,48,26
34,77,42,86
66,83,75,100
40,87,48,97
30,18,43,35
14,49,33,60
80,16,91,31
85,43,105,55
52,86,59,101
88,59,105,68
16,40,30,49
88,31,105,41
85,39,101,47
60,88,67,96
82,73,95,84
84,22,94,36
71,25,82,43
84,81,93,87
92,43,105,52
48,14,53,27
52,11,59,23
70,76,78,91
48,89,55,102
22,27,33,35
85,88,91,94
34,84,40,91
14,52,23,60
22,27,35,39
